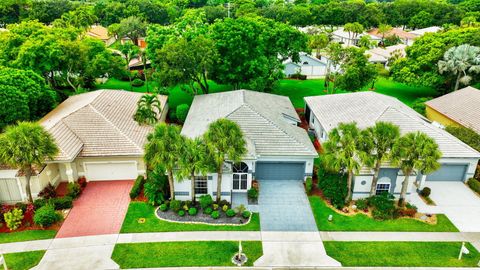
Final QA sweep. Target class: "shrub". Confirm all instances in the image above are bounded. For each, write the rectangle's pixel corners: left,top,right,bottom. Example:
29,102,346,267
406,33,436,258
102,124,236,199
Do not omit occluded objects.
188,207,198,216
203,207,213,215
211,211,220,219
318,170,348,209
14,202,27,213
398,208,417,217
67,182,81,199
242,211,251,219
467,178,480,194
226,209,236,217
247,188,258,199
199,195,213,209
420,187,431,197
176,104,190,123
212,203,219,210
368,193,396,220
33,199,48,210
38,183,57,199
170,200,182,212
168,110,177,122
184,200,193,208
289,73,307,80
4,208,23,230
131,78,144,87
178,210,185,217
305,177,313,194
406,203,418,210
130,175,145,199
50,196,73,210
144,170,168,205
218,200,229,208
78,177,87,188
34,205,62,228
355,199,368,211
222,204,229,212
411,97,432,116
159,204,168,212
235,204,246,214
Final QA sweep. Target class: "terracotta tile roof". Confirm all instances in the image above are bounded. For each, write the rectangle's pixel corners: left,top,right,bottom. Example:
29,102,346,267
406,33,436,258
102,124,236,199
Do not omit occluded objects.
368,28,417,40
426,86,480,134
39,90,168,161
86,25,111,40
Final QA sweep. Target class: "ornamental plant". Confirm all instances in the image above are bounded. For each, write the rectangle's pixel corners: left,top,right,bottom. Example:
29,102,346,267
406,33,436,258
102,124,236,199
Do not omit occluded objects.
4,208,23,230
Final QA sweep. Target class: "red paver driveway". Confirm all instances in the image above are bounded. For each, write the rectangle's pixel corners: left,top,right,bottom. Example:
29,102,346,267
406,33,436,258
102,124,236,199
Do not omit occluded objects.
56,180,133,238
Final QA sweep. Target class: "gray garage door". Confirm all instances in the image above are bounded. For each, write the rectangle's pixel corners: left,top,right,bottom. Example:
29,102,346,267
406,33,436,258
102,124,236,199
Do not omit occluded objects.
426,164,467,181
255,162,305,180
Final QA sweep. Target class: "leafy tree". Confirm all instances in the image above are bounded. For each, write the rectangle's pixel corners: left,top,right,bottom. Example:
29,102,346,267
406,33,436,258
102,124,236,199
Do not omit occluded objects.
359,122,401,197
358,35,375,49
134,94,162,126
0,122,59,203
110,16,147,46
438,44,480,91
308,33,329,58
391,132,441,207
325,42,345,92
343,22,364,46
0,85,29,131
377,24,392,44
27,0,73,24
409,11,434,29
144,124,183,200
336,47,378,91
323,122,365,203
178,137,211,202
52,6,97,30
204,119,246,201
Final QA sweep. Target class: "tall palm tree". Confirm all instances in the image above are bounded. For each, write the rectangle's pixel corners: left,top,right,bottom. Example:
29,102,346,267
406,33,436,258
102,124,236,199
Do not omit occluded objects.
144,123,183,200
0,122,58,203
344,22,364,46
359,122,400,197
138,49,149,92
323,122,365,203
204,119,246,202
178,137,212,202
391,132,441,207
133,93,162,126
119,42,139,90
438,44,480,91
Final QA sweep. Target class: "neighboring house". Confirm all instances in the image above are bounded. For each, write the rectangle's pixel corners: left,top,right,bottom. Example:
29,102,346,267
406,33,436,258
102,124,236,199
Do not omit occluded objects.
283,53,337,78
86,25,116,47
176,90,318,202
129,57,152,71
368,28,417,46
410,26,442,37
366,44,407,66
425,86,480,134
304,92,480,199
121,37,147,49
0,90,168,203
332,27,381,46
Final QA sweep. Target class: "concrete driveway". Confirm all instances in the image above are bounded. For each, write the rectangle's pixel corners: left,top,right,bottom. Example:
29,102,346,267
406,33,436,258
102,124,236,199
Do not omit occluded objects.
258,180,318,231
56,181,133,238
412,181,480,232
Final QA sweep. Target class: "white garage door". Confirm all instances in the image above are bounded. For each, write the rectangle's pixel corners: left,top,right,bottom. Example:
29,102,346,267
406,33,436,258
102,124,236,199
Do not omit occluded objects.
0,178,23,203
85,162,138,181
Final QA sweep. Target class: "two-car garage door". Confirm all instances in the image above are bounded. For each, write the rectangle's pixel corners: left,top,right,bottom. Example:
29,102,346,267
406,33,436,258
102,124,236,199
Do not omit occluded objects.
426,164,468,182
255,162,305,181
85,162,138,181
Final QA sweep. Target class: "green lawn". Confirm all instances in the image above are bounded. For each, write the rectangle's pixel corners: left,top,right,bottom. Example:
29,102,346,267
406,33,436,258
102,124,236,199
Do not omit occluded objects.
4,250,45,270
324,242,480,267
0,230,57,244
112,241,263,268
309,196,458,232
120,202,260,233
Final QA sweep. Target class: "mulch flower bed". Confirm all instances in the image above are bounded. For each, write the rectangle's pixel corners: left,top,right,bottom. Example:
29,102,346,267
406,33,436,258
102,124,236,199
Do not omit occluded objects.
155,209,250,225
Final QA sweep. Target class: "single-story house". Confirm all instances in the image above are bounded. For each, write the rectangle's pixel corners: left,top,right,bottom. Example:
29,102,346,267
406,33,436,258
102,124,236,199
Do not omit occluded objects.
120,37,147,49
0,90,168,203
425,86,480,134
410,26,442,37
176,90,318,202
368,28,417,46
332,27,381,46
86,25,116,47
366,44,407,66
283,53,337,78
304,92,480,199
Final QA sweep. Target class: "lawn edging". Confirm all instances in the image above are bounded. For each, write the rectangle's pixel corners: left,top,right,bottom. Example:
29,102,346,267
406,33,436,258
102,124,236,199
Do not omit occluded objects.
154,206,254,227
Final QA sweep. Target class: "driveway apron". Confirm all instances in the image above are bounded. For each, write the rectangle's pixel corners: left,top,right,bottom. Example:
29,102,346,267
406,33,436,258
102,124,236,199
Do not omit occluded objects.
258,180,318,231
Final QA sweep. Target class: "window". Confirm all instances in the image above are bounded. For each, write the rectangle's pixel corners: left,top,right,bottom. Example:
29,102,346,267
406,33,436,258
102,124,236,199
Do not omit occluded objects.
233,162,248,190
376,183,390,195
194,176,208,194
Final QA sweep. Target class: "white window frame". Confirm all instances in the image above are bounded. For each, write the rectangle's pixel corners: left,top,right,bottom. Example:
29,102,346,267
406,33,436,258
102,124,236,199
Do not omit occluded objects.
194,176,208,195
233,162,248,191
376,183,391,195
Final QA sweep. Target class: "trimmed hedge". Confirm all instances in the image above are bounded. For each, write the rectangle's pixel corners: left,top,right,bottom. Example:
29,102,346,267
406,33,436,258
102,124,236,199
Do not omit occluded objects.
33,205,62,228
130,175,146,199
468,178,480,195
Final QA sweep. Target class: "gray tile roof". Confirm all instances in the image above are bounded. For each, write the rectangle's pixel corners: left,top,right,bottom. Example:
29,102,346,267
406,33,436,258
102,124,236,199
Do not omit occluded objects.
181,90,317,157
39,90,168,161
305,92,480,158
425,86,480,134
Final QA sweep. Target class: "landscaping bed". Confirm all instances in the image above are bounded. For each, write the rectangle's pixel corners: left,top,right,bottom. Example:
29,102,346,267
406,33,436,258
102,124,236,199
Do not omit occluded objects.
111,241,263,268
4,250,45,270
156,207,250,225
324,241,480,267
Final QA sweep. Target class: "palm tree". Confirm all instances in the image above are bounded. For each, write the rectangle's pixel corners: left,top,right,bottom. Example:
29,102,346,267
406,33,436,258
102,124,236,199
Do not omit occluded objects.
438,44,480,91
144,123,183,200
391,132,441,207
344,22,364,46
323,122,365,203
178,137,212,202
377,24,392,45
119,42,139,90
204,119,246,202
134,93,162,126
0,122,58,203
138,49,150,92
359,122,400,197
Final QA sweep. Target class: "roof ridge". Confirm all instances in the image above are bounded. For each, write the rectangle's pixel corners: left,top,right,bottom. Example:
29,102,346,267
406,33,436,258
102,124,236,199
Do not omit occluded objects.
87,103,143,152
241,103,313,154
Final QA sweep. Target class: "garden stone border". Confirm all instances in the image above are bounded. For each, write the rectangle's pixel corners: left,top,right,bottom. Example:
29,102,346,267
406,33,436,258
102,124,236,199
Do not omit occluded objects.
154,206,254,226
